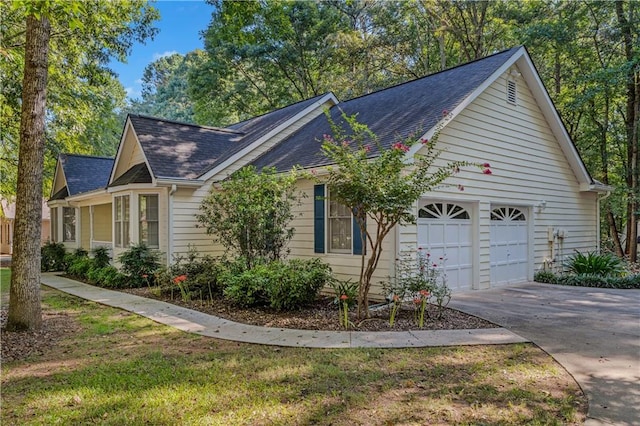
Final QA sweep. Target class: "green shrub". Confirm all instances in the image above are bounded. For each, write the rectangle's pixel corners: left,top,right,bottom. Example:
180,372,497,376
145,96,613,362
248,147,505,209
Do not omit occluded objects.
555,273,640,289
41,241,66,272
97,266,127,288
267,259,331,311
86,266,103,284
67,256,94,279
534,270,559,284
91,246,111,269
221,263,271,307
564,251,624,276
118,243,161,288
220,258,331,311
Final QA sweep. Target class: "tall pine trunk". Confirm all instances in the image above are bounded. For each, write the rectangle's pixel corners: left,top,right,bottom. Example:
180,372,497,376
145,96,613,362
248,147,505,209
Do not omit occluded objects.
616,0,639,262
6,14,51,331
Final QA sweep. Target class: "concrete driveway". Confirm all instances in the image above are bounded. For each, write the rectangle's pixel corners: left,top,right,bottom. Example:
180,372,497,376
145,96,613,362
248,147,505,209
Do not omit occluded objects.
449,282,640,426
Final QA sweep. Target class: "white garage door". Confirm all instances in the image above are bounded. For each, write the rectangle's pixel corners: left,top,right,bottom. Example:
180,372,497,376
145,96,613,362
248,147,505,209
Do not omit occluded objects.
490,206,529,285
417,202,473,291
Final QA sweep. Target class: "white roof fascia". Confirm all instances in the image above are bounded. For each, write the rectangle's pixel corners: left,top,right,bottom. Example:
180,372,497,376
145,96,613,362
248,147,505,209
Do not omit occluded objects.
50,155,67,199
199,92,340,182
65,188,110,203
155,178,203,188
581,182,614,193
108,117,133,185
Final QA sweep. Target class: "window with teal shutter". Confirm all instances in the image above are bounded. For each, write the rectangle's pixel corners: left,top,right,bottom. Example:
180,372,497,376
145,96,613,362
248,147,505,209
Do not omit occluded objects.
313,184,325,253
352,213,364,255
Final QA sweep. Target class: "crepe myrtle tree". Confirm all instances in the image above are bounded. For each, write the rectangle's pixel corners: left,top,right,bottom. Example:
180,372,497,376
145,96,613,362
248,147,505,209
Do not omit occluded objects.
197,165,304,269
318,112,492,318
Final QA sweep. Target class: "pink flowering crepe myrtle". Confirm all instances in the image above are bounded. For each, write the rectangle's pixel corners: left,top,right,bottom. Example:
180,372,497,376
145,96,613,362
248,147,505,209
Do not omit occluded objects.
392,142,410,152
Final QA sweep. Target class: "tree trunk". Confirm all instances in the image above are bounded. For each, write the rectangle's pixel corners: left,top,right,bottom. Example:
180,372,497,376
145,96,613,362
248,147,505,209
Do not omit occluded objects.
6,14,51,331
616,0,638,262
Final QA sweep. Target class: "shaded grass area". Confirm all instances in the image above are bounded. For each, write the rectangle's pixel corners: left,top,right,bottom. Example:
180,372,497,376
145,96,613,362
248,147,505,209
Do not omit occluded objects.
0,267,10,295
2,289,586,425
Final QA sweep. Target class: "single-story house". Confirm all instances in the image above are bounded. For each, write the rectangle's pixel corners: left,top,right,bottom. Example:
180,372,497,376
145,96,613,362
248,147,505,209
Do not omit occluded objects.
1,197,51,254
49,46,610,296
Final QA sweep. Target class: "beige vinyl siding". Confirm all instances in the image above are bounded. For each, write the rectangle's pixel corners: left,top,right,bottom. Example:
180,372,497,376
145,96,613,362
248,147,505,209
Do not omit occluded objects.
172,185,225,257
399,71,598,287
93,203,112,242
80,206,90,249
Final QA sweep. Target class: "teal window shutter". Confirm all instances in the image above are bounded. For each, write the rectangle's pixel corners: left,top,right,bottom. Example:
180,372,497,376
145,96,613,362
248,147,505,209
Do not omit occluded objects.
313,184,325,253
352,210,365,255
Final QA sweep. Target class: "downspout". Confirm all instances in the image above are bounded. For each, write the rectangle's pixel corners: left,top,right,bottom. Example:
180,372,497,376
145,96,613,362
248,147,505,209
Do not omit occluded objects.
168,184,177,266
597,191,612,253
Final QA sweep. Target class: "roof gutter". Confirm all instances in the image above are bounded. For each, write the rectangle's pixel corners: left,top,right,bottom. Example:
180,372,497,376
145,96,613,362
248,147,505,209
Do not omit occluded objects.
155,178,203,188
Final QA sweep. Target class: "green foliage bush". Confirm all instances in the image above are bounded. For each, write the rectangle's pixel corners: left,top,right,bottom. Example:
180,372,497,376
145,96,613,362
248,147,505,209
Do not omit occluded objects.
267,259,332,311
67,256,94,279
96,266,127,289
533,270,559,284
197,165,303,269
556,273,640,289
118,243,161,288
91,246,111,269
564,251,624,276
220,258,331,311
41,241,66,272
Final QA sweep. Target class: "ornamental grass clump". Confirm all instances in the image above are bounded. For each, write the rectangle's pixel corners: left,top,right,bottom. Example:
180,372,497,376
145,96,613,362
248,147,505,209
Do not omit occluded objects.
564,250,624,277
330,279,358,329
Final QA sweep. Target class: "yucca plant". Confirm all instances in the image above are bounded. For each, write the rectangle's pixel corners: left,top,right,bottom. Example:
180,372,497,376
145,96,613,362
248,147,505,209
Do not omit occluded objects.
564,251,624,277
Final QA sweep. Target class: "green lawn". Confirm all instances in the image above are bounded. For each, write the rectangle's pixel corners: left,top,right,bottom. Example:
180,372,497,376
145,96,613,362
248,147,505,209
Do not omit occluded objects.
1,287,586,425
1,267,10,295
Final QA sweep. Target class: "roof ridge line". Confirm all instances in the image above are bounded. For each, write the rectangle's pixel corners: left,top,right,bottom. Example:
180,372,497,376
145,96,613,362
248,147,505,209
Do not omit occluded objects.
61,153,114,160
341,46,522,104
128,114,244,135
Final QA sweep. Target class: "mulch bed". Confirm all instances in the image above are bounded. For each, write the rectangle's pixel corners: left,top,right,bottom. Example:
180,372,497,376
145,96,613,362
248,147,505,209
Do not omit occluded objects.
121,287,498,332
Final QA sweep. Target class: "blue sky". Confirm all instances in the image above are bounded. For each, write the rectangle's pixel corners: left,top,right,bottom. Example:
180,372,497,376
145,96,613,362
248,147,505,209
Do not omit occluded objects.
109,0,213,100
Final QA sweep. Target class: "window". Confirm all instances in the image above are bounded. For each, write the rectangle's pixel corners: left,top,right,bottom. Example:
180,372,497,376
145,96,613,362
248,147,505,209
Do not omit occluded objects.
328,196,352,253
507,79,517,105
139,194,159,248
62,207,76,242
114,195,130,247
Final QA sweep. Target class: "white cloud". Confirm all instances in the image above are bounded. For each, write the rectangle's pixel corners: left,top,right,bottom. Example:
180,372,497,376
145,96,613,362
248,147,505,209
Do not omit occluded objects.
134,78,144,85
125,86,142,100
152,50,179,61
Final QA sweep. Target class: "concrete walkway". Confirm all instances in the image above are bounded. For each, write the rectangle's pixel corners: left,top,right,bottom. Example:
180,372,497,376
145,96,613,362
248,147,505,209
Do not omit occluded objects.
449,283,640,426
40,273,526,349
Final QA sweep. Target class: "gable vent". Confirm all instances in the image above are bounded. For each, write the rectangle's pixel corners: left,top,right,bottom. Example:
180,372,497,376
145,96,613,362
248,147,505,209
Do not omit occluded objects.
507,80,517,105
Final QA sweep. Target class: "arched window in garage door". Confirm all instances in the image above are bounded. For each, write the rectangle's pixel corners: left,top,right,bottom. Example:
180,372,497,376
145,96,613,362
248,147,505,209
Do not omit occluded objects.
417,202,472,291
490,206,529,285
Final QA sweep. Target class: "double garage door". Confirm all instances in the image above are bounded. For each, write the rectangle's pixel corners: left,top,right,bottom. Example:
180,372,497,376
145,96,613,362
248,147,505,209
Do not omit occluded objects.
417,202,529,290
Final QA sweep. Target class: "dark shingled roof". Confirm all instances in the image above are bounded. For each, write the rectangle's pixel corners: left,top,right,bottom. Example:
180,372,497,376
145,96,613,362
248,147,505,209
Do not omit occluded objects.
128,115,243,180
207,94,331,176
50,186,69,201
110,163,153,187
251,47,521,172
57,154,114,197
